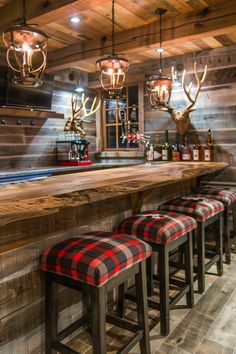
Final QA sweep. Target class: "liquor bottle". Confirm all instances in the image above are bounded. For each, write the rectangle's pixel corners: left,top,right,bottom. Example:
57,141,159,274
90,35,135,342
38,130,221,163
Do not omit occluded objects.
172,134,181,161
162,130,170,161
153,134,162,161
147,144,154,163
204,129,214,161
181,135,191,161
192,135,201,161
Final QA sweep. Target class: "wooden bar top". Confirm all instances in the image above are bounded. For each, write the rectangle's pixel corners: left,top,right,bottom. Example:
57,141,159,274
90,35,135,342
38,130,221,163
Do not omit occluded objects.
0,162,227,226
1,162,227,204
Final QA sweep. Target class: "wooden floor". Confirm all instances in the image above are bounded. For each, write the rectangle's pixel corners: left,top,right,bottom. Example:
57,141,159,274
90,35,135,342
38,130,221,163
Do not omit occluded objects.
64,252,236,354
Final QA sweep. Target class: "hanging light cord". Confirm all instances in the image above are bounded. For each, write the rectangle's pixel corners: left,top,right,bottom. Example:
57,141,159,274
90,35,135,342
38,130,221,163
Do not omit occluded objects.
159,11,163,73
22,0,27,25
112,0,115,56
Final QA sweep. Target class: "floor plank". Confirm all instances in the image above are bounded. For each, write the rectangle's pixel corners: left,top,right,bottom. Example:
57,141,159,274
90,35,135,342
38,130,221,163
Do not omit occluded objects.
195,338,234,354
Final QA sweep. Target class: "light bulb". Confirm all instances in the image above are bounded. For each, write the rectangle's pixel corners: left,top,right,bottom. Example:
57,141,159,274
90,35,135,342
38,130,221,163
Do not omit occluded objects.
107,68,114,75
70,16,80,23
22,42,32,54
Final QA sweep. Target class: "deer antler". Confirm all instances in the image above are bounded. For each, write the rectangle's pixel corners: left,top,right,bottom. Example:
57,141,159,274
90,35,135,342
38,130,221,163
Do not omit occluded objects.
78,93,101,122
64,93,101,137
182,62,207,111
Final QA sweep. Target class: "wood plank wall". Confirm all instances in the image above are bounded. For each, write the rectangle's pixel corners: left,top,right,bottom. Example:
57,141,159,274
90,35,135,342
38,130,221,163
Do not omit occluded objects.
143,45,236,184
0,79,97,171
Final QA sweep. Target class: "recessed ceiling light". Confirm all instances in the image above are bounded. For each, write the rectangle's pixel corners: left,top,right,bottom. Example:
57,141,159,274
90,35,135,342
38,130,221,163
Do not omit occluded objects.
156,47,164,53
75,86,84,93
70,16,80,24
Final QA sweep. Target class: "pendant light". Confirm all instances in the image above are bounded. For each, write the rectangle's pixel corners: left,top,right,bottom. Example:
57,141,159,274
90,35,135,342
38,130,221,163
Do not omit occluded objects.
146,8,173,107
96,0,129,99
3,0,48,87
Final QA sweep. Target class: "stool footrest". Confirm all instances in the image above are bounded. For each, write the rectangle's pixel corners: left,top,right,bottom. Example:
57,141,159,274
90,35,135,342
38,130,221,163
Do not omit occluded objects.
106,314,139,333
53,340,81,354
57,314,89,342
117,330,143,354
205,255,220,272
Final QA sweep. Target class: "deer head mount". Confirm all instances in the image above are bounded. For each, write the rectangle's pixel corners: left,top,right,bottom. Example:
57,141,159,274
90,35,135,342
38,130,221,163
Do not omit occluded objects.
64,93,101,138
150,62,207,136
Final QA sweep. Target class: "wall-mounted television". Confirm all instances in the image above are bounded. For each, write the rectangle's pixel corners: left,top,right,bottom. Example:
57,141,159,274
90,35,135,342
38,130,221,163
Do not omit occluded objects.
5,72,54,110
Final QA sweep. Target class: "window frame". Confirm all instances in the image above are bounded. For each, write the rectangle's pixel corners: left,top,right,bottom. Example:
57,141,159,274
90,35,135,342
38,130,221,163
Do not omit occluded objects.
101,82,144,151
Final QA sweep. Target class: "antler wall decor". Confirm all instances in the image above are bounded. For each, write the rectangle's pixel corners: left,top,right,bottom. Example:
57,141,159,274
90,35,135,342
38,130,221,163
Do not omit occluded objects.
64,93,101,138
151,62,207,136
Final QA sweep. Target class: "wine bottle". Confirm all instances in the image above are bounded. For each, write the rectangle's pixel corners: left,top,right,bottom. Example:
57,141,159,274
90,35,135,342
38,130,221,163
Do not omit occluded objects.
181,135,191,161
162,130,170,161
204,129,214,161
172,134,181,161
192,135,201,161
153,134,162,161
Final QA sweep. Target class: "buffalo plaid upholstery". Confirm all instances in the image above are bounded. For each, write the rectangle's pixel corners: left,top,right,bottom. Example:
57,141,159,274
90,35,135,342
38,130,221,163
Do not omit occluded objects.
40,232,151,287
114,211,197,245
159,195,224,222
194,188,236,207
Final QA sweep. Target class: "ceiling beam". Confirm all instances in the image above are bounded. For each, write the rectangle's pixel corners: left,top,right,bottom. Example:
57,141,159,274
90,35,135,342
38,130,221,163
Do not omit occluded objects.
47,0,236,71
0,0,109,31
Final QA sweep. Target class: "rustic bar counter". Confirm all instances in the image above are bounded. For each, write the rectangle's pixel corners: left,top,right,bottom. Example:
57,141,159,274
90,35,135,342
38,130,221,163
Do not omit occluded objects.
0,162,227,353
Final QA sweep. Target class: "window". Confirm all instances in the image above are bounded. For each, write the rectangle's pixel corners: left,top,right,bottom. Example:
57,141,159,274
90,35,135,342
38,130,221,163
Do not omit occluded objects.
103,85,142,150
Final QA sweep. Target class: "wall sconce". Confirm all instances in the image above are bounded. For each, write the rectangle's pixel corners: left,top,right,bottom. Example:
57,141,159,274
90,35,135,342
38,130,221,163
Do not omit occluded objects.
3,0,48,87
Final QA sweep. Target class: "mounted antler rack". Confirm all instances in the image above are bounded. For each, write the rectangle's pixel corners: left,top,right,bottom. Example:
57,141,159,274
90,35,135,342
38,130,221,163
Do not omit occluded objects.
64,92,101,138
151,62,207,136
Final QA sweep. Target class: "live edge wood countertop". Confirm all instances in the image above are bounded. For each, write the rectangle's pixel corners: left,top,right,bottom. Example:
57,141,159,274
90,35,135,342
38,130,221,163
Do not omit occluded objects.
0,162,227,237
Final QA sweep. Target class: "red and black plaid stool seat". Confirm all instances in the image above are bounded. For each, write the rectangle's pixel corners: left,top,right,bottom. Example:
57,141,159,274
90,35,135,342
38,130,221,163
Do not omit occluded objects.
114,210,197,336
41,232,151,354
159,195,224,293
194,188,236,264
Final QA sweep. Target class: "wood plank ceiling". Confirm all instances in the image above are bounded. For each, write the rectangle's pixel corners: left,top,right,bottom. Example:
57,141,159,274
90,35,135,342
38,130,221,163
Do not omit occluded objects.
0,0,235,73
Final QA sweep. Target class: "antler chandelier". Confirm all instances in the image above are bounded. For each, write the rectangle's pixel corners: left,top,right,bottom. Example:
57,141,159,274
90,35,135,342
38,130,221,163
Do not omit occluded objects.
146,8,173,107
3,0,48,87
96,0,129,98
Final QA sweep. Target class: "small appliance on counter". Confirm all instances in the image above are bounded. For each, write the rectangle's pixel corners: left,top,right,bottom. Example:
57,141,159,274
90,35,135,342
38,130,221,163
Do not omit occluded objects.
57,137,92,166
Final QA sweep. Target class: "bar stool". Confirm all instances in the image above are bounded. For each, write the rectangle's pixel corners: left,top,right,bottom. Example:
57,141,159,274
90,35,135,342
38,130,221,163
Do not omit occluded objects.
40,232,152,354
194,187,236,264
159,195,224,293
115,210,197,336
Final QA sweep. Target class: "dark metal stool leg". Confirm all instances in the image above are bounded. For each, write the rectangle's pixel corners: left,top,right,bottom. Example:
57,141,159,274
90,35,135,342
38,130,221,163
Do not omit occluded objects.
45,273,58,354
135,260,151,354
146,255,154,297
197,222,205,294
224,208,231,264
184,232,194,308
216,213,223,276
117,281,127,318
232,204,236,251
92,286,106,354
158,245,169,336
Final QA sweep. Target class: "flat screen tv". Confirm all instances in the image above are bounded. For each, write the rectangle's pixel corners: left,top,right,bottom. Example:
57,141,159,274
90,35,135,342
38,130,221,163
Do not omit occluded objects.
6,72,54,110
